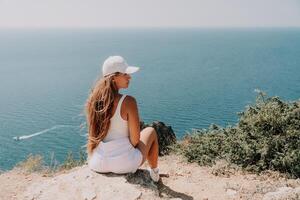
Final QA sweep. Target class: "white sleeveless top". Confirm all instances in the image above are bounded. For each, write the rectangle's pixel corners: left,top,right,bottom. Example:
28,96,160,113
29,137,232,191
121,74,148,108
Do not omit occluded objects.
102,94,128,142
88,94,143,173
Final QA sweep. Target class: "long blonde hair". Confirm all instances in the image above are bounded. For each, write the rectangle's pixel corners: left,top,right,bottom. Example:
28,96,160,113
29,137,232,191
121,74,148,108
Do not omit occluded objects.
85,72,119,155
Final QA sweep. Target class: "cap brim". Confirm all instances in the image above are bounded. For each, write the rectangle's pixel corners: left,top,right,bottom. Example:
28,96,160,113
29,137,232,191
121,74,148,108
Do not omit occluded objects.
125,66,139,74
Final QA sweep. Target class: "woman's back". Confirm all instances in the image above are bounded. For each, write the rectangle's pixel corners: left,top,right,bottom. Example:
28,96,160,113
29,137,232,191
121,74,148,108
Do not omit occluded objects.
88,94,143,174
102,94,128,142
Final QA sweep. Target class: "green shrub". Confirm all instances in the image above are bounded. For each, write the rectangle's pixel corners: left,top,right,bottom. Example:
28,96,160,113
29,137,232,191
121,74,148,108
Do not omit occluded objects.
179,90,300,178
181,125,226,166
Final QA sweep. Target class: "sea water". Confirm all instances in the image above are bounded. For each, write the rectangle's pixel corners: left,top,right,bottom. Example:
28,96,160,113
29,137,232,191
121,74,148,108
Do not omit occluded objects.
0,28,299,170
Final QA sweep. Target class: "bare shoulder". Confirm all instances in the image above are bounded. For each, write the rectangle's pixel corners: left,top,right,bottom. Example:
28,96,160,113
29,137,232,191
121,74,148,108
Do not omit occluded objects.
124,95,138,111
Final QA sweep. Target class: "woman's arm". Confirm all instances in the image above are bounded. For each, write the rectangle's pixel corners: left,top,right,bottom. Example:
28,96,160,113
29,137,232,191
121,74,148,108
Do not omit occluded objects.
126,96,141,147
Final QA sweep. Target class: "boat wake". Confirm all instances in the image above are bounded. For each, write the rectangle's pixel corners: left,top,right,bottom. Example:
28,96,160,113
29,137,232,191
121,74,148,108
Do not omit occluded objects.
13,125,76,141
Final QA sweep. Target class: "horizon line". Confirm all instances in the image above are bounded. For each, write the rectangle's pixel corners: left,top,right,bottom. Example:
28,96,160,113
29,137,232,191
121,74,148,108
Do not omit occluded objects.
1,26,300,30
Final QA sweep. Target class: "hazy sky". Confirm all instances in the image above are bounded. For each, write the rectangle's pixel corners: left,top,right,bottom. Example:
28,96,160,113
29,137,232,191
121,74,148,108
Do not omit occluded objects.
0,0,300,28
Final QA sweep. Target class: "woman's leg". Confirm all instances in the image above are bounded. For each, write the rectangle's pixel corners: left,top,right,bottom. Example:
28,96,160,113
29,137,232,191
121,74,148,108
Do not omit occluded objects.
137,127,159,168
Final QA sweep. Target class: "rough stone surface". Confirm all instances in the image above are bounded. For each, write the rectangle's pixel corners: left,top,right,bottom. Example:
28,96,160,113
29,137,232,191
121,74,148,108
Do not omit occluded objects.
2,154,300,200
263,186,300,200
20,166,143,200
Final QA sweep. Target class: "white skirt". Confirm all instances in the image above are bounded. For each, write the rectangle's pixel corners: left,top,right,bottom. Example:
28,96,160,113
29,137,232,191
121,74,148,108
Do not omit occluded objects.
88,137,143,174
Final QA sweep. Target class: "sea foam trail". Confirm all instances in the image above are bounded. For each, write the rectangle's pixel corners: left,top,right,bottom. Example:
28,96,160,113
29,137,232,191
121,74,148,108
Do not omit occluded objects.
13,125,76,141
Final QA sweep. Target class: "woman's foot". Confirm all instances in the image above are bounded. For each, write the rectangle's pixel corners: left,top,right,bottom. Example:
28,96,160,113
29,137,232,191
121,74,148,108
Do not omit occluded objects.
148,167,160,182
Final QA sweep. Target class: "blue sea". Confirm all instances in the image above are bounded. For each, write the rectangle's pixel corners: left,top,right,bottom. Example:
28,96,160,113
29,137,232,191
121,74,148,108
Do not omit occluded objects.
0,28,300,170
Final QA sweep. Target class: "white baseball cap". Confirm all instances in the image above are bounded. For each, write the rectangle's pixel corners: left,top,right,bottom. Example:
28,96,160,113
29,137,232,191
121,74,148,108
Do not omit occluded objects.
102,56,139,77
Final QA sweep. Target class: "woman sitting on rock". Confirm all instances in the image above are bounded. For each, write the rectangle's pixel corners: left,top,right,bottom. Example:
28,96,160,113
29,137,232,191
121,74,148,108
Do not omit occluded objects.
85,56,160,182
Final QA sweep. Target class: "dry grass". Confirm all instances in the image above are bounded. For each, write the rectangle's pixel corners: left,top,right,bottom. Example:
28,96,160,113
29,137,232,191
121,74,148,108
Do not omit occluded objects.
14,150,86,175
